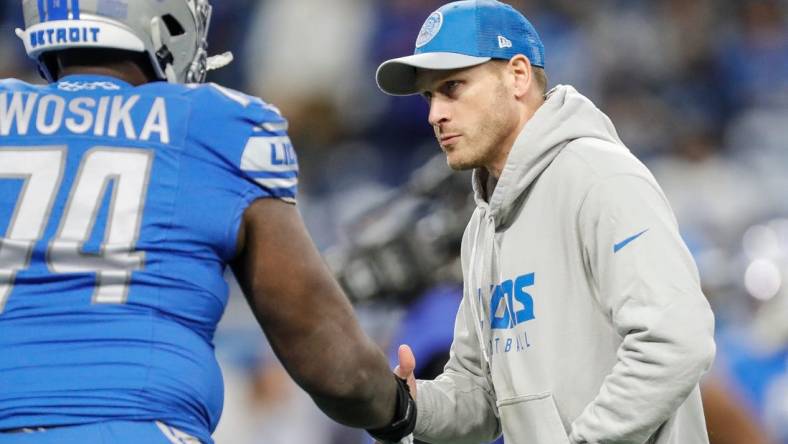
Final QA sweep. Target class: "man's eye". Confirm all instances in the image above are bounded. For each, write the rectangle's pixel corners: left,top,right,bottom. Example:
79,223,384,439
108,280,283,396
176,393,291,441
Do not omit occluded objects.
444,81,460,95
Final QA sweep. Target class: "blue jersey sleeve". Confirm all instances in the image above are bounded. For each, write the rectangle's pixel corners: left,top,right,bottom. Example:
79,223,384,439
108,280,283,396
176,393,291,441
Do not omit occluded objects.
179,83,300,259
205,83,299,205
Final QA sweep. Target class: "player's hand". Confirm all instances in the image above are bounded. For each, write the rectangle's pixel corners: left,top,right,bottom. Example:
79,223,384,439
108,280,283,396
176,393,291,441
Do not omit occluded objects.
394,344,416,400
373,345,417,444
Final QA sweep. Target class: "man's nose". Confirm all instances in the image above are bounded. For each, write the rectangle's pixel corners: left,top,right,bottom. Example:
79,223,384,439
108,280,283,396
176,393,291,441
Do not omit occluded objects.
428,99,450,127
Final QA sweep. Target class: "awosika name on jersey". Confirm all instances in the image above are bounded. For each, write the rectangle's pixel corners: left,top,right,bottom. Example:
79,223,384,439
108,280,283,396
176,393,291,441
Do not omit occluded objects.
0,92,170,143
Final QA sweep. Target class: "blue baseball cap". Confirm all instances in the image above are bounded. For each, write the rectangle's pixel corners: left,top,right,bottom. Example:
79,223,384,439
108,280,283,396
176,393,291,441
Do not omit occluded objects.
376,0,545,96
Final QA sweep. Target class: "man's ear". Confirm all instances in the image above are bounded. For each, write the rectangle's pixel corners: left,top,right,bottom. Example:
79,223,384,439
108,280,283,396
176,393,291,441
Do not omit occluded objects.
509,55,533,99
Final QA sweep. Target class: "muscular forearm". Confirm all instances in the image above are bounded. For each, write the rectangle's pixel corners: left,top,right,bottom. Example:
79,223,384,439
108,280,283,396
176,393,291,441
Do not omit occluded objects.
312,387,397,430
233,198,399,429
283,320,397,428
248,275,398,429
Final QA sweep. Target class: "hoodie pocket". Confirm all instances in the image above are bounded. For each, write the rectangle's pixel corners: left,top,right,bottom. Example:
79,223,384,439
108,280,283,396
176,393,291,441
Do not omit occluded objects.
497,392,570,444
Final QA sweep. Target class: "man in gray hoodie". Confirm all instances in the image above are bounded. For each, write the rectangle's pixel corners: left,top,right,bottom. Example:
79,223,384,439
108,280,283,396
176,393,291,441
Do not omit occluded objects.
374,1,716,443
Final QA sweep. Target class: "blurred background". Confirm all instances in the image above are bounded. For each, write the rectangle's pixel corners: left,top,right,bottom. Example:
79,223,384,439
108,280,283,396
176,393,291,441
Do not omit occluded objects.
2,0,787,442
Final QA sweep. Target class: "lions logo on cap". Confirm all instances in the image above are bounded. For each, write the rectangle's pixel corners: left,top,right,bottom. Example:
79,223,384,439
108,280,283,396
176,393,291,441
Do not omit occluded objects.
416,11,443,48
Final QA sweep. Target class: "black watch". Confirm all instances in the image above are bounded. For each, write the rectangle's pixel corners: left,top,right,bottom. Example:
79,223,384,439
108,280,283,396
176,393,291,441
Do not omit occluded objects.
367,375,417,443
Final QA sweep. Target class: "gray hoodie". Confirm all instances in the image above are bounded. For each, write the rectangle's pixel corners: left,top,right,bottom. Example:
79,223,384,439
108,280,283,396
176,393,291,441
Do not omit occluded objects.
413,85,716,444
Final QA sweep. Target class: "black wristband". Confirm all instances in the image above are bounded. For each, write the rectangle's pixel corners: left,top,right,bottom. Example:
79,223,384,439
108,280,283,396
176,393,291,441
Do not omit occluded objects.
366,375,417,443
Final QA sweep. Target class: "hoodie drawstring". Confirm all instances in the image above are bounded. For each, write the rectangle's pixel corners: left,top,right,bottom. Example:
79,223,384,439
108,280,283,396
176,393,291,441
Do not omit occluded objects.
467,210,498,378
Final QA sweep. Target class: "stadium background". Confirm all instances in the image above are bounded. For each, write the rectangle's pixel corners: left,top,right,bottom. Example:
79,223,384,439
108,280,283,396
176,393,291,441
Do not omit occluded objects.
1,0,787,442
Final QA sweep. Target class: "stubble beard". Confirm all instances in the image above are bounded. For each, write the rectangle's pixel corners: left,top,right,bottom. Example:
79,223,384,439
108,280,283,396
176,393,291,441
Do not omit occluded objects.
446,85,514,173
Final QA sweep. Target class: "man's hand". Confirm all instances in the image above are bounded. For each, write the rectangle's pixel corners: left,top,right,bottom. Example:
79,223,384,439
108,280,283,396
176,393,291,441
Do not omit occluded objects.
394,344,417,399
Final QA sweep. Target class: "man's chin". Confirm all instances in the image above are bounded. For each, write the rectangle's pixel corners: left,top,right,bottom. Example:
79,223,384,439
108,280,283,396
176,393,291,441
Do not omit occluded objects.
445,153,476,171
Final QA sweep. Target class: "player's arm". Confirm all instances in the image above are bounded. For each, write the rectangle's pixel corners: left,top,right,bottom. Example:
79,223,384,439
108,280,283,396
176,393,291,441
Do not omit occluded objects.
231,198,407,431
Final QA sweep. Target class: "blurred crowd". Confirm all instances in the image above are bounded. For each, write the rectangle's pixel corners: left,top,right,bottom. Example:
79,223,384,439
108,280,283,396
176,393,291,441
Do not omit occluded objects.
2,0,786,442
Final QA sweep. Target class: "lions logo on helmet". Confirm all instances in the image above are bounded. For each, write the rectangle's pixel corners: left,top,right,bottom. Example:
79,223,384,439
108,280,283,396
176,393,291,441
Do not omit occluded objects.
16,0,232,83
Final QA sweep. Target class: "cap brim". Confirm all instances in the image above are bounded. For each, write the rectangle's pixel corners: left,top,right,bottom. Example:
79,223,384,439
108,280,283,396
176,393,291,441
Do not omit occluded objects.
376,52,491,96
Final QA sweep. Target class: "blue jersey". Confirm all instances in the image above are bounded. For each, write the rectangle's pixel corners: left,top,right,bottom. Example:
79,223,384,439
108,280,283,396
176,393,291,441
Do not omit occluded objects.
0,75,298,443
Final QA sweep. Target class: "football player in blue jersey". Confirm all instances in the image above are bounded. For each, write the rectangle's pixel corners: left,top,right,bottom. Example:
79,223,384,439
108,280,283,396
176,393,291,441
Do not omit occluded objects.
0,1,415,443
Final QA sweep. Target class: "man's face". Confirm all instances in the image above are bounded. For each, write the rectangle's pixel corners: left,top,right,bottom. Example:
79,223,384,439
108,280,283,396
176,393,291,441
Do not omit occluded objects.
415,62,519,171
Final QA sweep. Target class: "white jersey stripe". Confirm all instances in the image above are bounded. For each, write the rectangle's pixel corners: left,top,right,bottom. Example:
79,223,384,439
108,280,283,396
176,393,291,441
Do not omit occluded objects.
254,177,297,189
241,136,297,173
253,121,289,132
155,421,201,444
208,83,251,107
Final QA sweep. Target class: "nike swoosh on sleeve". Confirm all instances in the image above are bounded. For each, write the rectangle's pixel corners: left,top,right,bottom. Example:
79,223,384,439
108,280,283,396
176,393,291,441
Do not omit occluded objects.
613,229,649,253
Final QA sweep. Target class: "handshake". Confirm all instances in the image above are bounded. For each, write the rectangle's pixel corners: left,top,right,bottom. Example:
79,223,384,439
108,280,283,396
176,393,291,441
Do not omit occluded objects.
370,346,418,444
